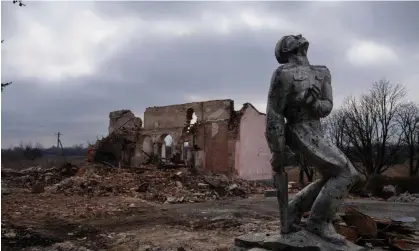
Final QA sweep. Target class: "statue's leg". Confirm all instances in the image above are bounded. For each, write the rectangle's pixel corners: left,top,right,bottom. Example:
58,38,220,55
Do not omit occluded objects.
306,162,357,245
287,123,359,245
287,178,326,227
285,125,327,226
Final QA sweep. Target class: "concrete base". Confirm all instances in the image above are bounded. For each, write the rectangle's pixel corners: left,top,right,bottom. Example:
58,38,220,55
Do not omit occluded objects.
232,230,366,251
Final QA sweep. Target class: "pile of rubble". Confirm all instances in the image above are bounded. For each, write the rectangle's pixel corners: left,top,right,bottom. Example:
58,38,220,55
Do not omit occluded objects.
387,192,419,204
87,129,138,165
331,206,419,250
2,163,269,204
298,205,419,250
44,167,269,203
1,162,79,190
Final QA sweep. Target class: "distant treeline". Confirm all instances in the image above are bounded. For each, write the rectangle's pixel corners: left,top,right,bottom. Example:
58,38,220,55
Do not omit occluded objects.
42,146,88,156
281,144,409,167
1,143,88,162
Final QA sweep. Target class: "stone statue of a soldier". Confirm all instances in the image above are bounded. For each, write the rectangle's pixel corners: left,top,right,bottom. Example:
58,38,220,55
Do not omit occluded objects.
265,34,359,245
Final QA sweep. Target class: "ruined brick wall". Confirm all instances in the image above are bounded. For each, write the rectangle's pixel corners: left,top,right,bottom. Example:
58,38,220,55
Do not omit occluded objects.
143,99,234,130
140,99,235,175
195,121,231,175
91,110,143,167
107,100,236,170
141,99,235,169
104,101,271,177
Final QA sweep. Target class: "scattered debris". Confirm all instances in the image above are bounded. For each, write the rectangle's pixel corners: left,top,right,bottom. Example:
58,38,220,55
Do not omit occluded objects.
1,162,79,189
3,162,268,203
391,216,417,224
1,222,63,249
3,160,419,251
333,206,419,250
334,224,358,242
341,206,377,237
383,185,397,196
387,192,419,204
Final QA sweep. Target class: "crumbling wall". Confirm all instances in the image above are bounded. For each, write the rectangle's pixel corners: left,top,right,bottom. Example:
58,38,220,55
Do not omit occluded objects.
90,110,142,167
235,104,272,180
132,135,153,165
139,100,272,177
100,100,274,178
109,110,142,134
193,121,231,175
140,99,235,166
143,99,233,130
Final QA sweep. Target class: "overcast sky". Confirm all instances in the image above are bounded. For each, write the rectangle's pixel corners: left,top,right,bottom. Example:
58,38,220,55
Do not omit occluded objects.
1,1,419,148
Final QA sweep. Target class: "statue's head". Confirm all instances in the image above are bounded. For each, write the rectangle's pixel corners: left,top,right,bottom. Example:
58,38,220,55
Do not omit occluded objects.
275,34,309,64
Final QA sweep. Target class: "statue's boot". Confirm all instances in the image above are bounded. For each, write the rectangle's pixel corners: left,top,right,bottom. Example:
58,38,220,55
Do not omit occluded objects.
307,221,346,244
287,179,326,229
282,220,302,233
306,175,355,245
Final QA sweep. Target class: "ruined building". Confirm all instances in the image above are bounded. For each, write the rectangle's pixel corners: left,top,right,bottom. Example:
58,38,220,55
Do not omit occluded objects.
102,99,272,181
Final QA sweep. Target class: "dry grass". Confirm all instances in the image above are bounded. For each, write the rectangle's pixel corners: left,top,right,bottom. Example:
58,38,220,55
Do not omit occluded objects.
1,155,86,170
382,164,410,177
285,166,321,183
285,164,411,183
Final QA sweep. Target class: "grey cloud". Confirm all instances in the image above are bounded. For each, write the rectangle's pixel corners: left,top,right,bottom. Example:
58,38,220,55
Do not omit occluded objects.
337,2,419,47
93,1,302,21
94,1,220,21
2,2,418,147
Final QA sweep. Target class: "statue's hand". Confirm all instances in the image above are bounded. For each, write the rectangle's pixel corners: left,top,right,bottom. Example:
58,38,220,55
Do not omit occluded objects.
305,93,315,105
310,85,321,99
304,85,321,106
295,90,309,104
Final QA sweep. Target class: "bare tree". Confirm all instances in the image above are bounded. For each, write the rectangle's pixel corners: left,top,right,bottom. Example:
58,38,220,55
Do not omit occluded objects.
19,142,43,161
294,154,314,188
12,0,25,6
416,131,419,176
1,0,26,93
341,79,406,177
396,102,419,176
1,38,12,92
322,109,349,153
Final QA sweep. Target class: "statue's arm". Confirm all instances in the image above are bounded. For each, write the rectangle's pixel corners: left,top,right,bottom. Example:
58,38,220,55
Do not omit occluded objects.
265,67,286,154
312,68,333,118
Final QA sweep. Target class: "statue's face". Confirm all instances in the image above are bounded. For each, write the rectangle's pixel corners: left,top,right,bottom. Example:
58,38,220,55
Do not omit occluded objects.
294,35,309,56
300,42,309,56
275,34,309,64
293,34,303,40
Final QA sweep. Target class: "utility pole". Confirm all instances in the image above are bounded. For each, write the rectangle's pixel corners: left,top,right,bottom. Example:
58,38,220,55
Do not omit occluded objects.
55,132,61,149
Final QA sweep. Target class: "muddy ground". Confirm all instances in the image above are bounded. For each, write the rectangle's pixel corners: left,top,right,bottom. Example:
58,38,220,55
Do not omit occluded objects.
3,186,419,251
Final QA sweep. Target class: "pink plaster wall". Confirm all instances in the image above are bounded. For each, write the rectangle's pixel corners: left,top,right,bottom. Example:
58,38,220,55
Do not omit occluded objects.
234,140,241,178
235,107,272,180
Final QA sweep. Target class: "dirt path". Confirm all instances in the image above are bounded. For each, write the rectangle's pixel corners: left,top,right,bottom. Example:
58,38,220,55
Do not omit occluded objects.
3,191,419,251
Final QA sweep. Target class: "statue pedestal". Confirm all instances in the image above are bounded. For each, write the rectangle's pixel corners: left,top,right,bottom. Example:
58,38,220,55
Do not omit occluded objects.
232,229,366,251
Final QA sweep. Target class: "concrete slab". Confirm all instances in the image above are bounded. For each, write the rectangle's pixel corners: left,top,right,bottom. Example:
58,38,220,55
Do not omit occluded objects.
234,230,366,251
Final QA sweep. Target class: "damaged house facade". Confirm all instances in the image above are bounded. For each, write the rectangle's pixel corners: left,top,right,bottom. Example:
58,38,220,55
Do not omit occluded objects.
97,99,272,181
